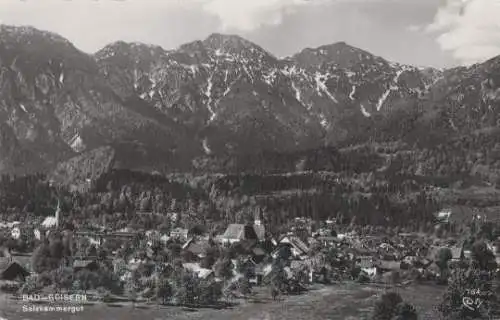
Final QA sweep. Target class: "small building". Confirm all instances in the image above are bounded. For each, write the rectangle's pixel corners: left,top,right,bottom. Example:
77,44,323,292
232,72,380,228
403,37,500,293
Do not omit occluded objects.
0,258,30,281
450,246,465,261
435,206,475,225
170,228,189,241
73,259,99,272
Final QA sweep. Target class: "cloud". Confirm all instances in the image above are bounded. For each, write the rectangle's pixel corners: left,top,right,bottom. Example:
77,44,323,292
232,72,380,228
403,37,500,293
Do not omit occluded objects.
196,0,329,31
427,0,500,65
195,0,393,32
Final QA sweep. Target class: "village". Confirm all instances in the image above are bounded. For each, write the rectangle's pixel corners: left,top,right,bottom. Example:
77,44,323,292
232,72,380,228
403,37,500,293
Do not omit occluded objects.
0,203,499,317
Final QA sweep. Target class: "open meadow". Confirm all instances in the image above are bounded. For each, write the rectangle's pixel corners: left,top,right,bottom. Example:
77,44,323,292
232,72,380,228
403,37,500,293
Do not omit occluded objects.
0,283,444,320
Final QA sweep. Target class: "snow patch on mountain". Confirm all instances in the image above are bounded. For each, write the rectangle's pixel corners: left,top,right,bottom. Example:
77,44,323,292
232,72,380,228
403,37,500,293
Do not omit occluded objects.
133,69,139,90
448,118,458,131
360,104,371,117
349,85,356,101
376,69,404,111
345,71,356,78
19,103,27,113
319,113,329,128
205,74,216,122
291,82,303,105
202,138,212,155
315,72,338,103
242,64,254,83
263,70,277,86
69,133,85,153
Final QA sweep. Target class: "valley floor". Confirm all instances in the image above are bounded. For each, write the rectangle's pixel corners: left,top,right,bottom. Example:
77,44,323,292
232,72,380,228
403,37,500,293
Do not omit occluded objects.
0,283,444,320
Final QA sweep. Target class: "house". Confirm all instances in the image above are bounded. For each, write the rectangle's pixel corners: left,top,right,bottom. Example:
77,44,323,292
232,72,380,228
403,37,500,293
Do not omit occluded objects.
374,260,401,274
0,258,30,281
0,221,20,229
237,258,261,285
250,246,267,264
183,263,214,280
41,216,58,229
316,236,339,247
182,238,211,259
435,206,475,225
170,228,189,241
450,246,464,261
73,259,99,272
254,263,272,285
356,256,376,277
221,224,261,244
290,260,314,283
273,235,310,260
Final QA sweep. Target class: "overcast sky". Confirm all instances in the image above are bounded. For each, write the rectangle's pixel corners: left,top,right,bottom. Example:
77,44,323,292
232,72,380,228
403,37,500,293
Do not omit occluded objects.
1,0,499,68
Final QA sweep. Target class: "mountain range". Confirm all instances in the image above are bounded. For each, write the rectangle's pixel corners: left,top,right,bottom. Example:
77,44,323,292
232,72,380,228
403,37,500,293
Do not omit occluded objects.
1,25,499,180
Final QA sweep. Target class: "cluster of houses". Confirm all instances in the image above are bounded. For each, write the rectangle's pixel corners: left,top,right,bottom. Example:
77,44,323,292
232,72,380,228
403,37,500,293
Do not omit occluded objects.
0,205,500,298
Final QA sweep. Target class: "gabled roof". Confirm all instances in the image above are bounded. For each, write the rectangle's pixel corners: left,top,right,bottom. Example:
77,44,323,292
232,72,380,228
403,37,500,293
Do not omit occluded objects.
279,236,310,255
253,224,265,241
222,224,259,241
290,260,310,270
0,258,30,278
356,257,374,269
374,260,401,271
41,216,57,228
450,246,463,260
183,263,213,279
183,240,211,256
252,247,266,256
0,257,13,272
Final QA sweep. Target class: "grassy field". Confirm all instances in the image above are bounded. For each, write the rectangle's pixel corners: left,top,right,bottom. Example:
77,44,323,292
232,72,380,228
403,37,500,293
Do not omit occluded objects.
0,283,444,320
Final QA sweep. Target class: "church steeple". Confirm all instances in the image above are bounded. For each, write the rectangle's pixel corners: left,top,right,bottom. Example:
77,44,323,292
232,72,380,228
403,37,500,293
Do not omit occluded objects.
254,209,264,226
55,199,61,228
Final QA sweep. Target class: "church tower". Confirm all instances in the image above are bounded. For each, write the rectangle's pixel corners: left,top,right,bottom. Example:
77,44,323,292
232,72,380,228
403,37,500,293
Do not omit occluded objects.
55,200,61,229
254,209,264,226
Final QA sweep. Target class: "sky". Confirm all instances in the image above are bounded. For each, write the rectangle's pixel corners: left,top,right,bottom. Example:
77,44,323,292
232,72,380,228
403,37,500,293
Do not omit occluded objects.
0,0,499,68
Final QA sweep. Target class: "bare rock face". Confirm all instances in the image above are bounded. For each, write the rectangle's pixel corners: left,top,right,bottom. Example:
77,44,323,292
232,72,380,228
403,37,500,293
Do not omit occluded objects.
0,25,197,174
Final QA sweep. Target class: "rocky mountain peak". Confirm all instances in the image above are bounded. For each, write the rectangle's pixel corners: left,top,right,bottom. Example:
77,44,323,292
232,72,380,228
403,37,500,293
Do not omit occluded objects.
0,24,71,46
292,41,387,70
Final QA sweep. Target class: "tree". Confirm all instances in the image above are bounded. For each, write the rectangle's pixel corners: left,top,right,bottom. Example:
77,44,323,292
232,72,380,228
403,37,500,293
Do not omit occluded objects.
49,238,64,260
31,242,55,273
471,241,497,271
439,256,500,320
372,292,403,320
436,247,453,283
269,258,287,296
51,267,73,293
392,302,418,320
74,270,99,293
199,279,222,305
157,277,173,304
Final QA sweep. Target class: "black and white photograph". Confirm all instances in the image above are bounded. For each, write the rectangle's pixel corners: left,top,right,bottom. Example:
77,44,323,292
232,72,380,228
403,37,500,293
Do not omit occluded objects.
0,0,500,319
